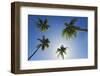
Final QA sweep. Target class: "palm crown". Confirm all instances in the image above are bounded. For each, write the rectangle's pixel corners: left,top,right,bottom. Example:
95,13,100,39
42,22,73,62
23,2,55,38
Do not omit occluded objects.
37,18,50,32
62,18,87,39
56,45,68,59
37,35,50,50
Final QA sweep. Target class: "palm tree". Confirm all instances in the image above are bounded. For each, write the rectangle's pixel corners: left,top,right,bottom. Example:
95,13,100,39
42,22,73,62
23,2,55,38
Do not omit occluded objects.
37,18,50,32
56,45,68,59
62,18,88,39
28,35,50,60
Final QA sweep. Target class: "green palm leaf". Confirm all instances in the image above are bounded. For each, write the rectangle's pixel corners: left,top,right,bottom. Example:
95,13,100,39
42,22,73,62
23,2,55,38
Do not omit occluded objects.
38,18,43,24
69,18,77,25
56,45,68,59
62,18,78,39
37,18,50,32
62,18,87,39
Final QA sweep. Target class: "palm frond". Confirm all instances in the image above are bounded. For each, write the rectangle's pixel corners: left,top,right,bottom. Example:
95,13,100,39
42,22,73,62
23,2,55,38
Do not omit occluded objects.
45,44,49,48
62,26,77,39
37,23,41,28
38,18,43,24
45,39,50,43
63,49,67,54
57,52,60,58
44,18,48,24
37,38,43,43
62,28,67,37
38,36,50,51
64,22,69,26
61,53,64,59
56,45,68,59
56,48,61,53
36,18,50,32
69,18,77,25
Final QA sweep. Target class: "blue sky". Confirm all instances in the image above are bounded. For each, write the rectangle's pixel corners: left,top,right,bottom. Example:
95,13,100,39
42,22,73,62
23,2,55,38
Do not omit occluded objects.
28,15,88,61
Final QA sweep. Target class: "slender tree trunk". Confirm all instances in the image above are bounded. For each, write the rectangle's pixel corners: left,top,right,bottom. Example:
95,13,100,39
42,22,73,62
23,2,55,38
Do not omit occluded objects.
28,46,40,60
74,26,88,32
77,28,88,32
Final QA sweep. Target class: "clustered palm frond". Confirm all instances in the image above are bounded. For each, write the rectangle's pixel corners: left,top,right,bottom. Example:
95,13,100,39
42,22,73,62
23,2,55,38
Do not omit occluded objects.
62,18,87,39
56,45,68,59
62,18,79,39
37,35,50,50
37,18,50,32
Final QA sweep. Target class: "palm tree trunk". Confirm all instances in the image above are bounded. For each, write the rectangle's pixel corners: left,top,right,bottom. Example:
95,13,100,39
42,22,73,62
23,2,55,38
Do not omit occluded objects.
74,26,88,32
77,28,88,32
28,46,40,60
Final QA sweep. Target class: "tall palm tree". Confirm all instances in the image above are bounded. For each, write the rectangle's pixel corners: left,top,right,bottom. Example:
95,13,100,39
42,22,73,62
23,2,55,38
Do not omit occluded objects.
37,18,50,32
56,45,68,59
62,18,88,39
28,35,50,60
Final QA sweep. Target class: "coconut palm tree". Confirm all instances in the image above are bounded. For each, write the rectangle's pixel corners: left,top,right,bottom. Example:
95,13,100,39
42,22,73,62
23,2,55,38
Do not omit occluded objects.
62,18,88,39
56,45,68,59
28,35,50,60
37,18,50,32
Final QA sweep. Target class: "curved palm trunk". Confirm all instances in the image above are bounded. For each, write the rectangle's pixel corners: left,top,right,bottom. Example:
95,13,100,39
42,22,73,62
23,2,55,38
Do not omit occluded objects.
74,26,88,32
28,46,40,60
78,28,88,32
